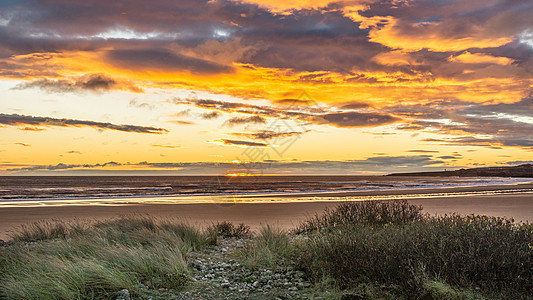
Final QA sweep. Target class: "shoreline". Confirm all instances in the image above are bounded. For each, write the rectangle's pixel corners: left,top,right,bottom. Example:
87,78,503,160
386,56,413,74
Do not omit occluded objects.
1,182,532,208
1,186,532,240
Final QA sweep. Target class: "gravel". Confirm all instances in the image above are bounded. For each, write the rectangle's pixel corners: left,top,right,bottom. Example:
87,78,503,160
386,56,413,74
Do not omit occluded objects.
170,237,312,299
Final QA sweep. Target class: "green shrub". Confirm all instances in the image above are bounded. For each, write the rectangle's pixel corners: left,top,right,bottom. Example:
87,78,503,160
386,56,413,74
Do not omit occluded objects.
293,201,533,298
295,199,424,233
207,221,251,238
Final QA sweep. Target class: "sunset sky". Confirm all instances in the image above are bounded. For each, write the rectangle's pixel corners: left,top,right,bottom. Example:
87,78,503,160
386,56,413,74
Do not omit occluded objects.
1,0,532,175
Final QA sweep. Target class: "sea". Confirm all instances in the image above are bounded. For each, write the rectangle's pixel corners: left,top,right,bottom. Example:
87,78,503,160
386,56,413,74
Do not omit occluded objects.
0,176,532,207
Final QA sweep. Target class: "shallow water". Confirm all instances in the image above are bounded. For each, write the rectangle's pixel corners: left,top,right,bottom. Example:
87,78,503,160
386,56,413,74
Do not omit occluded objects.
0,175,531,206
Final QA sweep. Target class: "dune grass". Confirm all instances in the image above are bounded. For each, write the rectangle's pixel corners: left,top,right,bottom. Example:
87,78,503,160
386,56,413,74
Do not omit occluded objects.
238,225,291,269
0,216,211,299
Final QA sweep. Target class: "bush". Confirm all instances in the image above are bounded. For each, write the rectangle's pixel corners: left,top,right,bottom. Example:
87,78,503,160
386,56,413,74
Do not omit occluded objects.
295,199,424,233
207,221,251,238
292,201,533,298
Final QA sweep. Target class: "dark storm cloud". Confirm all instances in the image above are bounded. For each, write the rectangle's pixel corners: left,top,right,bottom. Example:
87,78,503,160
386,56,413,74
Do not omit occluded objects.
463,96,533,117
0,0,387,74
362,0,533,44
1,0,531,80
236,8,387,73
106,49,232,74
0,113,168,134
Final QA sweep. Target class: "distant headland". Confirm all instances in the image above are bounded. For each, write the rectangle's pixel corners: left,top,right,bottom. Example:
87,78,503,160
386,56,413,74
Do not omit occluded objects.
388,164,533,178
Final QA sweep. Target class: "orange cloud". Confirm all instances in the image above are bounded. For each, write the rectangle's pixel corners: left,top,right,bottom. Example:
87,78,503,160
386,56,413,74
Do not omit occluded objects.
448,52,514,65
234,0,341,12
372,50,423,66
368,18,513,52
2,46,530,108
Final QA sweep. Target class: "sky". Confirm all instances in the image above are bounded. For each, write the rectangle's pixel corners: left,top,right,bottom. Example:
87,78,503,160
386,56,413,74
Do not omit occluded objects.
0,0,532,175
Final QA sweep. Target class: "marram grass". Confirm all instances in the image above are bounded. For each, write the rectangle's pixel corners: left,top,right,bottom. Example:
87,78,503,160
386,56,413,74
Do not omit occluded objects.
0,216,211,299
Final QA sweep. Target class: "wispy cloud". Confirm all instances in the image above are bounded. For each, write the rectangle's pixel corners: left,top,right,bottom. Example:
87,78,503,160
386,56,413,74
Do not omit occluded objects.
200,111,221,120
406,150,440,153
152,144,181,149
230,130,309,140
208,139,268,147
223,115,266,127
390,96,533,148
319,112,399,128
168,120,195,125
174,97,400,129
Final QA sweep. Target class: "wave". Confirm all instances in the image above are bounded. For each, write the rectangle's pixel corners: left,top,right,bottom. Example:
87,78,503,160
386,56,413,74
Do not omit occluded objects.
0,176,531,202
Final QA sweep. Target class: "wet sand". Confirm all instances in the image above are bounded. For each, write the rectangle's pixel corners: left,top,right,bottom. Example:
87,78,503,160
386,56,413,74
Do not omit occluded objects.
0,185,532,240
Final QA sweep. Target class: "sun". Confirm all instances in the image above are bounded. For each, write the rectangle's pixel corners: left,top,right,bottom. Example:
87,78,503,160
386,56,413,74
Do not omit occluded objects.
224,173,257,177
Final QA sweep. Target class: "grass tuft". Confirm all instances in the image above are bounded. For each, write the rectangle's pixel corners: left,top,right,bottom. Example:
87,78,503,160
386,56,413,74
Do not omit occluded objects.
12,219,91,242
0,216,211,299
239,225,291,269
207,221,251,238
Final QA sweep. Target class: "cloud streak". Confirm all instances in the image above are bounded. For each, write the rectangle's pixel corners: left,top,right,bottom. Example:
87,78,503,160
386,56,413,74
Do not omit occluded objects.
4,155,447,174
0,114,168,134
209,139,268,147
230,130,309,140
13,74,142,93
223,115,266,127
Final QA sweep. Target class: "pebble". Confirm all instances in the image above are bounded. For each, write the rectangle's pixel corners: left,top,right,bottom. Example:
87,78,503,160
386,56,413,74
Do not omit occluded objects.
173,236,314,299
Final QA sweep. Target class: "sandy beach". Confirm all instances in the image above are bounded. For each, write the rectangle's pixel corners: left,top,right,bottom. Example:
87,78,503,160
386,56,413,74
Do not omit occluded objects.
1,184,532,240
